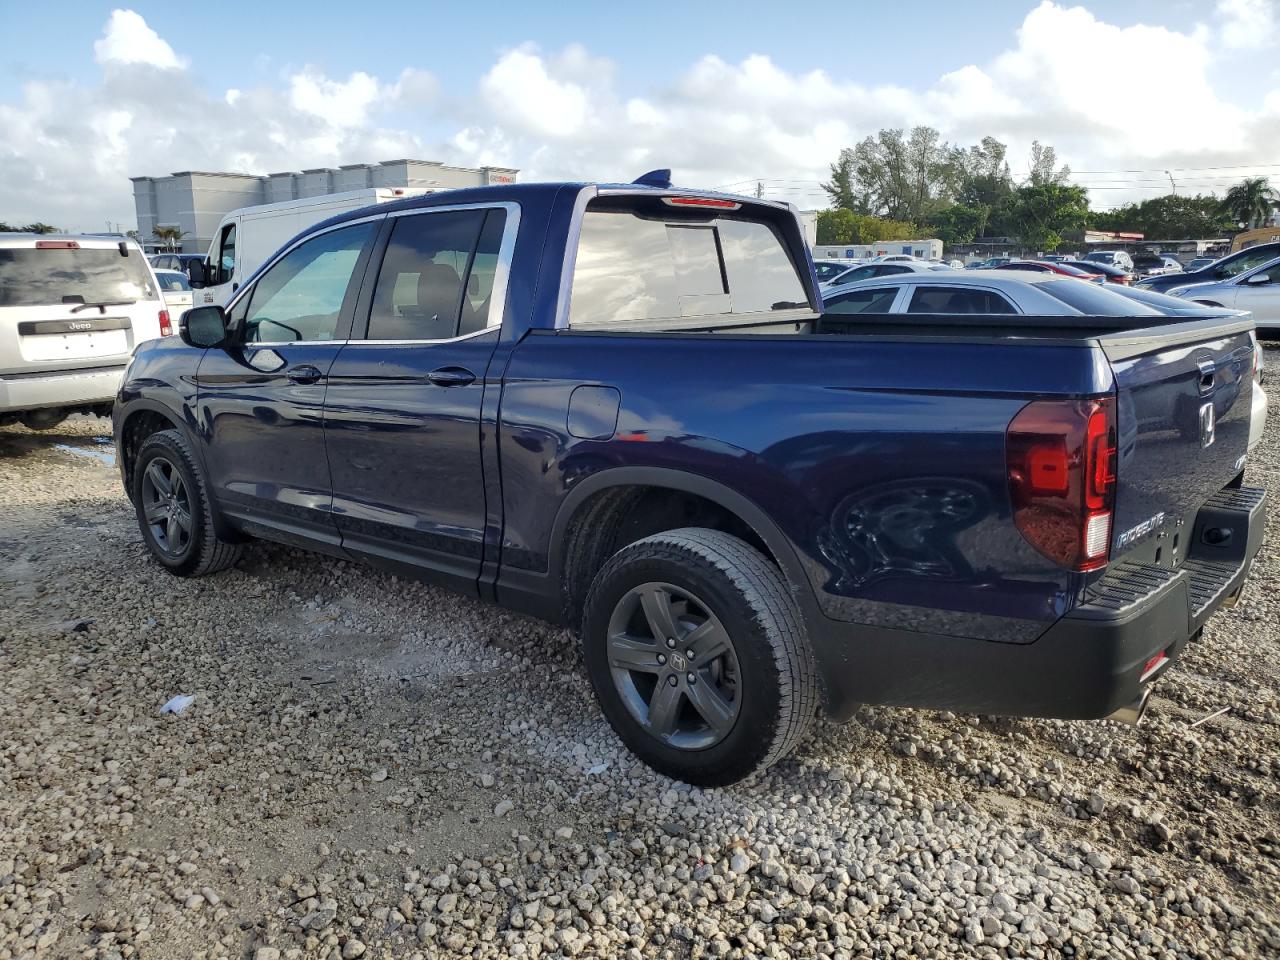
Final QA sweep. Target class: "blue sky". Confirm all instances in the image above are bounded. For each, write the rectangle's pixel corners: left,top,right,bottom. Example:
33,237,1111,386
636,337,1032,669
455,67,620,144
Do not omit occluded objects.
1,1,1278,229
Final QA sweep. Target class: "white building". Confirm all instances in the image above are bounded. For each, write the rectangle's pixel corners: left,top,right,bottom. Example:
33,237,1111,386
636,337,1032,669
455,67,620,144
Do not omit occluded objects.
813,238,944,261
131,158,518,254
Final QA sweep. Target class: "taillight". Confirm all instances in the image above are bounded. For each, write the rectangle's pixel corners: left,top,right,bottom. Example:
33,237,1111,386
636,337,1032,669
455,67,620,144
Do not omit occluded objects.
159,309,172,337
661,196,742,209
35,240,79,249
1007,397,1117,571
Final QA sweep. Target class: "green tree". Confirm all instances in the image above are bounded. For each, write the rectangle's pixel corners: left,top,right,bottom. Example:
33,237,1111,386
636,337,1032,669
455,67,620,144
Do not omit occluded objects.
928,205,983,245
816,209,920,245
846,126,956,223
1219,177,1278,229
1027,141,1070,187
953,137,1015,238
821,150,861,212
1090,194,1235,238
816,208,858,244
1008,182,1089,251
152,226,187,252
22,222,59,234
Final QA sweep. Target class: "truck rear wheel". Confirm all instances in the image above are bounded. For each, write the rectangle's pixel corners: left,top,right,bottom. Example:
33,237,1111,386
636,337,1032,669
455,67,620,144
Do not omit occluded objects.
581,528,817,786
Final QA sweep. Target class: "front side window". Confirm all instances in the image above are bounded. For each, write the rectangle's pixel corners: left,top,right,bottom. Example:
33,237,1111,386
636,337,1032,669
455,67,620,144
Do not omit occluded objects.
824,286,900,314
1219,247,1280,279
218,224,237,281
906,286,1017,315
568,206,806,326
242,222,374,343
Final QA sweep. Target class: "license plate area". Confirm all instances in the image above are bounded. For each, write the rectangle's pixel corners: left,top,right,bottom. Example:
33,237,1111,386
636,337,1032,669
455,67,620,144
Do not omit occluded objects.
19,316,131,362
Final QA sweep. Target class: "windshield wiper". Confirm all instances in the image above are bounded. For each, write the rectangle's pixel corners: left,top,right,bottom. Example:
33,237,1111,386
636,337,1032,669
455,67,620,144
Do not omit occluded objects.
67,299,137,313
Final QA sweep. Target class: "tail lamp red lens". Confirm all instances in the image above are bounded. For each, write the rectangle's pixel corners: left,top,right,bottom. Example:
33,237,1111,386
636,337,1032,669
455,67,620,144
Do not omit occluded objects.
661,196,741,210
1006,397,1117,571
159,309,172,337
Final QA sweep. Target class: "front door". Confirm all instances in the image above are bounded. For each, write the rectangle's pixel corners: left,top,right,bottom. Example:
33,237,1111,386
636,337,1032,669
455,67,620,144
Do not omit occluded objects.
1231,261,1280,326
195,220,378,550
323,206,509,594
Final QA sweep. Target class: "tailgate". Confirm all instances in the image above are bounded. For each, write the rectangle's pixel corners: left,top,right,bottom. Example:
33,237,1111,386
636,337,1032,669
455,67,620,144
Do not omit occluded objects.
1103,319,1254,565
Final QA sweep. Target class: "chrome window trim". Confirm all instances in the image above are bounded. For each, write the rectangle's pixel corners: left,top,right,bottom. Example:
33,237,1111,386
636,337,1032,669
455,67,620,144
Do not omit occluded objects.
341,327,497,348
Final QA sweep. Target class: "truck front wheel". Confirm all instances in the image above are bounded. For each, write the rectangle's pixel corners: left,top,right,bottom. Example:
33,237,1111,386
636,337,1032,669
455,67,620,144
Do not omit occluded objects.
581,528,817,786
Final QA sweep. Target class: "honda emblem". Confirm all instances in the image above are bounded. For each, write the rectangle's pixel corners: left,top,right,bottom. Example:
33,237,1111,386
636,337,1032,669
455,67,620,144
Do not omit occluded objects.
1199,402,1216,448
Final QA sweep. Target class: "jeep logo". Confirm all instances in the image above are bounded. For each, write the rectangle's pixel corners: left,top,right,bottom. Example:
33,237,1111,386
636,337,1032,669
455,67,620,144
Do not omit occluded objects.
68,321,91,331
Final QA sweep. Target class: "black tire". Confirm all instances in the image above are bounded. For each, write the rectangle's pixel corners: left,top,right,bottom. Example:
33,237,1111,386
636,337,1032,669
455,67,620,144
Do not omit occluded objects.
582,528,817,786
132,429,242,577
19,410,68,431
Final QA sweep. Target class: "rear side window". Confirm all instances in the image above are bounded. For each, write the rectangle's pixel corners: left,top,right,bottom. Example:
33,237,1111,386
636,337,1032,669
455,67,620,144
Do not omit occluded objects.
1035,279,1161,316
829,266,875,286
907,286,1017,315
568,207,806,326
0,247,157,307
875,264,912,276
825,287,899,314
367,210,486,341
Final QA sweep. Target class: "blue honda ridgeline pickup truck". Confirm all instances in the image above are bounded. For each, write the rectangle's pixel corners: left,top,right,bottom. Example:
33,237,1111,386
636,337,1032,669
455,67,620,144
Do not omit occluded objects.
113,174,1267,785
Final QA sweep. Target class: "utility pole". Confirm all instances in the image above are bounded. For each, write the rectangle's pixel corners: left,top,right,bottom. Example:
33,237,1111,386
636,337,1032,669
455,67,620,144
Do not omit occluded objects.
755,181,764,199
1165,170,1177,196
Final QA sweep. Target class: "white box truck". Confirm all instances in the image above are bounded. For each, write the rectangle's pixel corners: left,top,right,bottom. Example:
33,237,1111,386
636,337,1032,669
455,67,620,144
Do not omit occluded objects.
190,188,433,307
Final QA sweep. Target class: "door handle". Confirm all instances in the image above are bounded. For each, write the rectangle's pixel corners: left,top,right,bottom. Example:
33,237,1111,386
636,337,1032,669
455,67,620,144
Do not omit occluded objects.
426,366,476,387
286,364,323,385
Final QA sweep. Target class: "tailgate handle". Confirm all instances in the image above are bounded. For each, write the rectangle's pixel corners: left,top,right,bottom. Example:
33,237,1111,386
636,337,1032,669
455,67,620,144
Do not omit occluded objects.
1197,359,1216,393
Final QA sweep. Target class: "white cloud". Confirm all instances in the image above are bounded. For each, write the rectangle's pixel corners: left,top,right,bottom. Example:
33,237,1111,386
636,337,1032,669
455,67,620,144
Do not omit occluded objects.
1217,0,1277,50
93,9,185,70
4,4,1280,231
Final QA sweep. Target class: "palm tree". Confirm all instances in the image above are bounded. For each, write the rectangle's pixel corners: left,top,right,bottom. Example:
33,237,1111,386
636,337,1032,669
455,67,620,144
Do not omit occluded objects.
152,225,188,252
1220,177,1279,230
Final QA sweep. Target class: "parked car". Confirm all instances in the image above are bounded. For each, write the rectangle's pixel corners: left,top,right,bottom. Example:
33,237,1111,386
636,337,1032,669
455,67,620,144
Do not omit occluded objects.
1130,252,1178,278
993,261,1104,282
1167,255,1280,333
1060,260,1133,285
154,269,194,325
1082,250,1135,271
1136,241,1280,293
970,256,1015,269
2,234,167,430
820,259,950,293
813,259,855,283
113,177,1266,786
149,253,205,273
1161,256,1184,272
1185,257,1217,272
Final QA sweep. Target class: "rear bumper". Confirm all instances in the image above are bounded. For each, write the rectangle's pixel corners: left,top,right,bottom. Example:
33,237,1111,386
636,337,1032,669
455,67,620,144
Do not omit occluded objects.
0,365,125,414
812,486,1267,720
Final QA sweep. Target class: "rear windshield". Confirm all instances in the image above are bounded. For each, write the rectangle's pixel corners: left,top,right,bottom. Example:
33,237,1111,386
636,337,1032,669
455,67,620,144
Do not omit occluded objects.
1035,279,1161,316
0,247,157,307
569,207,807,326
156,272,191,292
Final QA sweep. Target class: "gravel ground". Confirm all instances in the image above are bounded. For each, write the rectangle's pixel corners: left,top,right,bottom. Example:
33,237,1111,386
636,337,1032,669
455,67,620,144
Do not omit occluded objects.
2,353,1278,960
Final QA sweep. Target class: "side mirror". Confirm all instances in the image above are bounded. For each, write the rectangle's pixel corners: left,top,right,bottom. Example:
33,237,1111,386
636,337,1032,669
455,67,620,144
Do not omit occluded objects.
187,259,209,289
181,305,228,349
1245,272,1271,285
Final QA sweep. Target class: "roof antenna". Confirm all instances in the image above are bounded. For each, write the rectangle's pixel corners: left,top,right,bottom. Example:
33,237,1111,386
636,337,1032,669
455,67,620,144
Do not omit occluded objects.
632,169,672,189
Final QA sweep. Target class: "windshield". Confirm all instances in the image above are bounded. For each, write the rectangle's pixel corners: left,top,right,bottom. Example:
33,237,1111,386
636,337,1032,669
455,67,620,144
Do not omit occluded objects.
0,247,157,307
1035,279,1163,316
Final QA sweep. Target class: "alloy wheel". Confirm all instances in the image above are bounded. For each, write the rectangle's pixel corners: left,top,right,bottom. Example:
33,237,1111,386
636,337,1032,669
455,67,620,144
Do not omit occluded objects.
605,582,741,750
140,457,193,557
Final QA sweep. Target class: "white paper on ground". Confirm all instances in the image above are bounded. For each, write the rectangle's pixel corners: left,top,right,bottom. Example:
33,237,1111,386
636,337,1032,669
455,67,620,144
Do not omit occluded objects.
159,694,196,715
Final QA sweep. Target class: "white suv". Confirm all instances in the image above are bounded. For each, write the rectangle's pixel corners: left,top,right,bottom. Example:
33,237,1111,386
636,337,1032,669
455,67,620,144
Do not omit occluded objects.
1,234,169,429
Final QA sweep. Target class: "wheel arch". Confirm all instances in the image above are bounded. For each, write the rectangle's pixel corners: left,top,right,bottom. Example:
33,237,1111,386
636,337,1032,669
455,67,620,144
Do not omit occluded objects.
550,467,820,628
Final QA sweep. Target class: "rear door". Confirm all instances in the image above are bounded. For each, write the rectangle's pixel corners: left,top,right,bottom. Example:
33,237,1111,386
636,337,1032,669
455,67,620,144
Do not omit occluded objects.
322,205,512,594
194,219,377,548
1105,321,1254,568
